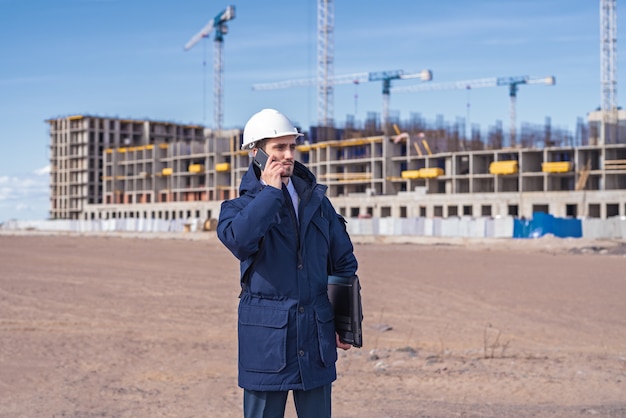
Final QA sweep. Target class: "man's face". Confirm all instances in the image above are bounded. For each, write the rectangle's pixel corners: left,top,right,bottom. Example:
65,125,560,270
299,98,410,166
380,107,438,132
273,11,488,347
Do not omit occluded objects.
262,135,297,178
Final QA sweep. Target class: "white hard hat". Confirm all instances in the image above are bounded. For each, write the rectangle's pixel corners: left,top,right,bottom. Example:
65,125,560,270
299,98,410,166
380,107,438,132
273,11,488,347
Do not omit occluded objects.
242,108,303,149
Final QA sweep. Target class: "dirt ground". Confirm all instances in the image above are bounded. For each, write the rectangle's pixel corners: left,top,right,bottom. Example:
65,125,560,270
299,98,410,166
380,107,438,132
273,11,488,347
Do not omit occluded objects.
1,231,625,418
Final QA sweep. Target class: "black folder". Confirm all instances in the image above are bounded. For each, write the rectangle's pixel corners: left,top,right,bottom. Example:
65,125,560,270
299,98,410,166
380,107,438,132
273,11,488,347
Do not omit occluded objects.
327,275,363,348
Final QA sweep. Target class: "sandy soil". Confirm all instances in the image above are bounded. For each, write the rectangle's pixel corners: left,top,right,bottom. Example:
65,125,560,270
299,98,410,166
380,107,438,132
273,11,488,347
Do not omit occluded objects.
1,231,625,417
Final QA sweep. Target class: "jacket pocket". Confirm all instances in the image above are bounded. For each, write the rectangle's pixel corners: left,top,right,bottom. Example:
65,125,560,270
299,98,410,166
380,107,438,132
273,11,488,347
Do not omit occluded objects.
315,304,338,366
239,305,289,373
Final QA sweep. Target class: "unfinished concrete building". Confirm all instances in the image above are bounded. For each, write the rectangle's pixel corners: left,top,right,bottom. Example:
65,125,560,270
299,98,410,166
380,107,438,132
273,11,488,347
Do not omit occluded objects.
47,114,626,223
48,116,209,220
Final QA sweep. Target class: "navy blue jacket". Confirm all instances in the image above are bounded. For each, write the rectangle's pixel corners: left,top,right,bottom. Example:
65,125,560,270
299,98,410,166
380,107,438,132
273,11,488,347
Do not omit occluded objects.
217,161,358,391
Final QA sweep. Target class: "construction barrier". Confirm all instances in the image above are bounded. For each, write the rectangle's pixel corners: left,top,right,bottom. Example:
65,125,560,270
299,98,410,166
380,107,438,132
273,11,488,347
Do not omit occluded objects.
2,216,625,240
513,213,582,239
582,216,626,240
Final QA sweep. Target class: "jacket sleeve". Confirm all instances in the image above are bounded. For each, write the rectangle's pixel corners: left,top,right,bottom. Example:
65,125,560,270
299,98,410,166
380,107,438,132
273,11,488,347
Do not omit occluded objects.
217,185,285,261
324,197,358,278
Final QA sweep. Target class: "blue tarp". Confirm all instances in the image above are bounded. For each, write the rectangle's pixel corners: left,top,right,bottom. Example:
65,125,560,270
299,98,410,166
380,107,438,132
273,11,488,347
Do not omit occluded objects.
513,212,582,239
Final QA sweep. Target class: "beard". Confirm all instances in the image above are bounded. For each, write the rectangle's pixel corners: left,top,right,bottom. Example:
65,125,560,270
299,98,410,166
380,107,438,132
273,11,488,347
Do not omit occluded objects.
281,164,294,178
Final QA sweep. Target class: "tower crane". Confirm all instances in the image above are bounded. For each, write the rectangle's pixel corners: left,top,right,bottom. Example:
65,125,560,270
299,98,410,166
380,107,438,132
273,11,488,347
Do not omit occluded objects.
601,0,617,114
269,0,429,134
391,75,555,147
253,69,432,136
184,5,236,139
600,0,617,144
318,0,334,128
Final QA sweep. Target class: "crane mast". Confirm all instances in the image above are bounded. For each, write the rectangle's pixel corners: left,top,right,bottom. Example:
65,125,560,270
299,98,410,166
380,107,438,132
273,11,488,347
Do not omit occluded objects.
600,0,618,144
212,26,225,138
184,5,236,139
500,76,535,147
601,0,617,113
318,0,334,128
370,70,432,135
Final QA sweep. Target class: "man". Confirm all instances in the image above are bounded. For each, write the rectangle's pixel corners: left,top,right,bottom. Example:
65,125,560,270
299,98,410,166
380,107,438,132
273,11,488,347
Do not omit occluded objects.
217,108,359,418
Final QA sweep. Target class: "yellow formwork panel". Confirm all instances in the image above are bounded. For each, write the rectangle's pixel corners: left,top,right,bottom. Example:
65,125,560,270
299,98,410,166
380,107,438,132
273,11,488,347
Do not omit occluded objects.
215,162,230,172
401,168,444,179
419,167,444,178
162,168,173,176
188,164,204,173
401,170,421,179
489,160,518,175
542,161,572,173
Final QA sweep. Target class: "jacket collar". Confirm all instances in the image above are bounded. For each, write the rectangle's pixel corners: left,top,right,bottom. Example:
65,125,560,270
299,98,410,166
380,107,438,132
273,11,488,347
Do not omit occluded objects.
240,160,321,198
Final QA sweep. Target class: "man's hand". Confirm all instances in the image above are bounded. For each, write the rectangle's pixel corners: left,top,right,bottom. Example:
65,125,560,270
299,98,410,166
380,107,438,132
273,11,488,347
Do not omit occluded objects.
260,158,283,189
336,333,351,351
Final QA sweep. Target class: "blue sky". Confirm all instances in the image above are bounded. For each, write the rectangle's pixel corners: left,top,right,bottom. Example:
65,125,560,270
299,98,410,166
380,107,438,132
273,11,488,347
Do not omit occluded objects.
0,0,619,222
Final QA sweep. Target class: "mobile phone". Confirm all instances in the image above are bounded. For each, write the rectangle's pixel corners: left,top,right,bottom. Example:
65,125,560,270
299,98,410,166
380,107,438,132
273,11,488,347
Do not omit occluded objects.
253,148,270,171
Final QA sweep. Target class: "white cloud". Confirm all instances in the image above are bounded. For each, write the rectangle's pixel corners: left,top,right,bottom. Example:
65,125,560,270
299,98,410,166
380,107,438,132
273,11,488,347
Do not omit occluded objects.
34,165,50,176
0,169,50,222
